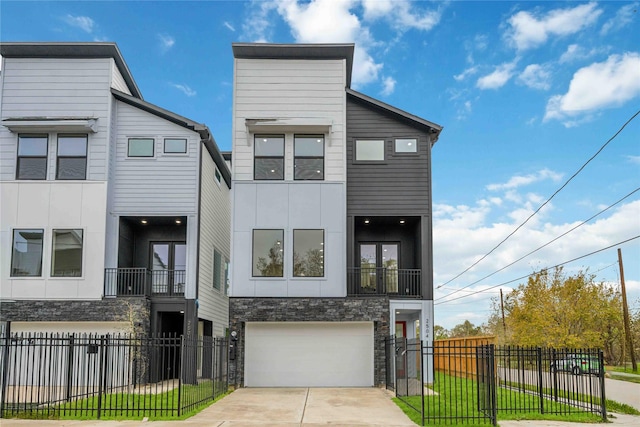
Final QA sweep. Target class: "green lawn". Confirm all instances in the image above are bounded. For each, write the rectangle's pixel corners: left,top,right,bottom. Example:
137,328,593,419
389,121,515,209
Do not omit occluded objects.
608,365,640,374
6,380,229,421
393,371,604,426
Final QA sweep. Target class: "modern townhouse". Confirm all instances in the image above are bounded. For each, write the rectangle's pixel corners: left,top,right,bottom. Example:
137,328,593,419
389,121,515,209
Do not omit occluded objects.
228,43,442,387
0,43,231,361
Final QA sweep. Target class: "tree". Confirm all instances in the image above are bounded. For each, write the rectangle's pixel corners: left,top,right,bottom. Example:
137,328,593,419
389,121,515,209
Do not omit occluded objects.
434,325,450,340
293,249,324,277
449,320,483,338
255,241,283,276
488,267,623,362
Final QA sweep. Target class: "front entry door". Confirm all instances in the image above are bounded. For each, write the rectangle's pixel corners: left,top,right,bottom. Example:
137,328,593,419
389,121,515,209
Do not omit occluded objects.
358,243,399,293
151,242,186,295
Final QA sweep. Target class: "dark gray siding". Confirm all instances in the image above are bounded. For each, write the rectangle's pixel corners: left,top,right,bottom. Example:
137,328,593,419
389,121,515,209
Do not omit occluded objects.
346,98,433,216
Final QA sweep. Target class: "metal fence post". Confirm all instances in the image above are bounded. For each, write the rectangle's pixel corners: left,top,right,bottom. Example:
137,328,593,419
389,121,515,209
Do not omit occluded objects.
537,347,544,414
420,339,425,427
177,336,183,417
0,328,11,419
599,349,607,421
96,335,108,419
489,344,498,426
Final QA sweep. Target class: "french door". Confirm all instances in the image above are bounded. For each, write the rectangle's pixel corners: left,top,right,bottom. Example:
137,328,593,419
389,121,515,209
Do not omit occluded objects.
359,242,399,293
150,242,186,295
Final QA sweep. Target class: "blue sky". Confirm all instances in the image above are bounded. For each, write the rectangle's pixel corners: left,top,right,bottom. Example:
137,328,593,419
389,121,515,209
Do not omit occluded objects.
2,1,639,329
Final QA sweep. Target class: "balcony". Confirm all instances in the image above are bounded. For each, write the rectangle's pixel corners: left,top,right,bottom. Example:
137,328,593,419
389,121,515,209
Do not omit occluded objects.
104,268,186,297
347,267,421,298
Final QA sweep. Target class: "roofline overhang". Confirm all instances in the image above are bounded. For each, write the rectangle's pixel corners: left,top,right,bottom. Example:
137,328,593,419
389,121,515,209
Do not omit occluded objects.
346,88,443,144
111,89,231,187
0,42,142,99
232,42,355,88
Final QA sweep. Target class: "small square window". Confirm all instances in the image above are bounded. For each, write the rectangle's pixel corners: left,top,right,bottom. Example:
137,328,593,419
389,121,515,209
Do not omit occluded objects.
164,138,187,154
395,138,418,153
355,140,385,161
128,138,155,157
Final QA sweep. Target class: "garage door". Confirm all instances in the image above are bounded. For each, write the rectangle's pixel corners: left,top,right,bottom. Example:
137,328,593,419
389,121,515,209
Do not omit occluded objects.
244,321,374,387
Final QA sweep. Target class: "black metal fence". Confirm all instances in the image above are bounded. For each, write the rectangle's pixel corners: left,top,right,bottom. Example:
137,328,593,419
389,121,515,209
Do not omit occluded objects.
385,338,607,426
0,333,228,419
104,268,186,297
347,267,421,297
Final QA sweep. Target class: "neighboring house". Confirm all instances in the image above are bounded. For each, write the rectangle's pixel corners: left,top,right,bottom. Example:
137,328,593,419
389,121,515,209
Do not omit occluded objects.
228,43,442,387
0,43,231,355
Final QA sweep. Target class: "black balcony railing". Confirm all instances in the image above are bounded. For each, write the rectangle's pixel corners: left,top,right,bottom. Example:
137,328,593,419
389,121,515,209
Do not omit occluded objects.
347,267,421,297
104,268,186,297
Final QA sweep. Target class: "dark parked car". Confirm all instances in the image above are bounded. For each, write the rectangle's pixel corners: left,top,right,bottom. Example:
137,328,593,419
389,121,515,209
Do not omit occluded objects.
550,354,603,375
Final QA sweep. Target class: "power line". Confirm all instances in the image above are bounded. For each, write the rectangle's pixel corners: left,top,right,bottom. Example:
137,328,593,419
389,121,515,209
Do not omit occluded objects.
435,187,640,301
435,235,640,306
437,109,640,290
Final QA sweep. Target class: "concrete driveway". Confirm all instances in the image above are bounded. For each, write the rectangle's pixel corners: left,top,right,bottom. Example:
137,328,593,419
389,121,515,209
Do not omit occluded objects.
187,387,415,426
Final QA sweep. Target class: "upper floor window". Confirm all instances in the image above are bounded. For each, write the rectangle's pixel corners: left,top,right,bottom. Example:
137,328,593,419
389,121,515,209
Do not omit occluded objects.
294,135,324,180
293,229,324,277
11,229,44,277
214,168,222,185
213,249,222,290
254,135,284,180
355,139,385,161
17,135,48,180
164,138,187,154
128,138,155,157
395,138,418,153
51,229,83,277
252,229,284,277
57,135,87,180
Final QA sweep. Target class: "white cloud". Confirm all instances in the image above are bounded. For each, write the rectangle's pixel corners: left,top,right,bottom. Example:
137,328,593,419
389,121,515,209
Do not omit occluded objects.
362,0,441,31
63,14,95,33
171,83,196,97
224,21,236,32
454,66,478,82
380,76,396,96
627,155,640,165
487,169,563,191
505,2,602,51
158,34,175,53
545,53,640,123
518,64,551,90
559,44,610,64
601,3,638,35
476,61,517,90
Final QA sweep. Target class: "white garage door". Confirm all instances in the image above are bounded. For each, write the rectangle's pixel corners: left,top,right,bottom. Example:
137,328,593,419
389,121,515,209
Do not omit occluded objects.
244,321,374,387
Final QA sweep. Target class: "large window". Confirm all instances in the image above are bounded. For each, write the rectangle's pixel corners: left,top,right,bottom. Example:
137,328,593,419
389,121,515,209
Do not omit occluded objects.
254,135,284,180
51,229,83,277
128,138,155,157
11,229,44,277
294,135,324,180
293,229,324,277
355,139,385,161
252,229,284,277
57,135,87,180
17,135,48,180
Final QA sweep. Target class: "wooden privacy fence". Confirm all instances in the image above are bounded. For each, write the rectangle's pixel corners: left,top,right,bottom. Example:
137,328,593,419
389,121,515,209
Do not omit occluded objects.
434,336,496,379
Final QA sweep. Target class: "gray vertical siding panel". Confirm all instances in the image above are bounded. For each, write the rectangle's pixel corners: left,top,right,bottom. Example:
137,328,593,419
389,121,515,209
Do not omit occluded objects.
346,99,432,216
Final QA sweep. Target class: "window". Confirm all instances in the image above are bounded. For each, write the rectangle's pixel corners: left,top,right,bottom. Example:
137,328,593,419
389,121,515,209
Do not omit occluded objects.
254,135,284,180
355,140,385,161
128,138,154,157
213,249,222,290
294,135,324,180
214,168,222,184
252,229,284,277
164,138,187,154
57,135,87,180
395,138,418,153
224,258,230,295
293,229,324,277
17,135,48,179
51,229,83,277
11,229,44,277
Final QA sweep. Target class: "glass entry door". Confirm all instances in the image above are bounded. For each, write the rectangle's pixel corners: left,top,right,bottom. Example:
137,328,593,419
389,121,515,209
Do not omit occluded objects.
151,242,186,295
358,243,399,293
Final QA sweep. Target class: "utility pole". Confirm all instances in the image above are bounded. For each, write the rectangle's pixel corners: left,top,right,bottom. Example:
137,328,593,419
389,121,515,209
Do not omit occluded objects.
618,248,637,371
500,289,507,336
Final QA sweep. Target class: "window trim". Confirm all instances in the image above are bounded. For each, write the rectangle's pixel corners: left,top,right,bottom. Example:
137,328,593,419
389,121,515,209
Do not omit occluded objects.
214,167,222,186
56,134,88,180
252,229,285,278
16,134,49,180
394,138,419,154
10,228,44,277
127,138,155,158
354,139,386,163
253,134,285,180
292,229,325,278
294,134,325,181
213,249,222,290
50,228,84,278
163,138,188,154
